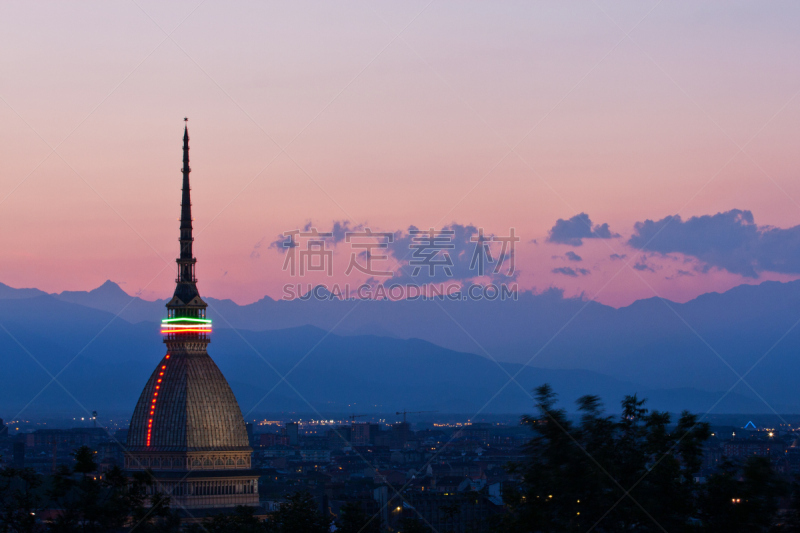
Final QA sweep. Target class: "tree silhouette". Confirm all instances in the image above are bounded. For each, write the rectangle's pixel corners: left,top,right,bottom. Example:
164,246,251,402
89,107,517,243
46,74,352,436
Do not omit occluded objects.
71,447,97,477
397,517,431,533
500,384,711,532
336,501,382,533
264,491,330,533
699,456,787,532
0,467,44,533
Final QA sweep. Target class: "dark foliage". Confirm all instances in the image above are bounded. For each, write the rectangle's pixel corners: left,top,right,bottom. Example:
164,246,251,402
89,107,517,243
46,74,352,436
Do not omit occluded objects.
397,517,432,533
501,384,711,532
0,467,45,533
263,491,330,533
1,446,179,533
335,501,382,533
698,457,787,532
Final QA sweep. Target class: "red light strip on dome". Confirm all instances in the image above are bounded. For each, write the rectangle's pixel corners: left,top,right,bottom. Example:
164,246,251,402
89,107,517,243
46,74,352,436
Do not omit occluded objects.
146,354,170,446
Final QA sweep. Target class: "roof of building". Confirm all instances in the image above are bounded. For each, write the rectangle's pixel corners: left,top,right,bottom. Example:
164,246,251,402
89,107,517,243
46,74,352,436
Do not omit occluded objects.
127,350,250,451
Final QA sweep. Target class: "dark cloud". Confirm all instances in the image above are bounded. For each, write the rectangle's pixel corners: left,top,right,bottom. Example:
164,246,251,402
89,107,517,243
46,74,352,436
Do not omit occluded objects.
565,251,582,262
547,213,619,246
628,209,800,278
632,255,656,273
609,253,626,261
665,269,694,280
552,266,590,277
330,220,363,244
270,235,298,253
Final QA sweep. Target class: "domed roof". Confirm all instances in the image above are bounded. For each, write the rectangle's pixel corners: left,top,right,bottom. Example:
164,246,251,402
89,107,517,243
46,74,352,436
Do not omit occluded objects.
127,350,250,451
127,123,250,455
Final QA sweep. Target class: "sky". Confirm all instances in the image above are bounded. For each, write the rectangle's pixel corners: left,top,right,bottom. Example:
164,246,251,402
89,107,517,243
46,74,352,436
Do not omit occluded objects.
1,1,800,307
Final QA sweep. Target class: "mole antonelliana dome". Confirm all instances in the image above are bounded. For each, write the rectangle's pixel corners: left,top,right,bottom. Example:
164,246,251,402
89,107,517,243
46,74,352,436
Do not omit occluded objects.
127,351,250,451
125,122,257,510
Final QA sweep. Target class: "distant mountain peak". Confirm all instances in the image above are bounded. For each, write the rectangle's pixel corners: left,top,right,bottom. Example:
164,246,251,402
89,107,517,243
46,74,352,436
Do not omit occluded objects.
91,280,129,296
56,280,130,300
49,280,164,324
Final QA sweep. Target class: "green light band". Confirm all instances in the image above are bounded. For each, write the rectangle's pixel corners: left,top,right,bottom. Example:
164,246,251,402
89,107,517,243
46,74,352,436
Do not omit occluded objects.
161,317,212,324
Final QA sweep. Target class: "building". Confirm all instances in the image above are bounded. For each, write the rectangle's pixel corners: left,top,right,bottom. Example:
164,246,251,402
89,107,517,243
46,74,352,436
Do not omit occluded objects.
14,428,116,475
125,122,258,510
405,491,501,533
255,432,288,448
391,422,411,450
285,422,299,446
299,449,332,463
723,439,771,459
328,426,352,450
13,442,25,468
351,423,374,446
30,428,108,449
452,423,491,445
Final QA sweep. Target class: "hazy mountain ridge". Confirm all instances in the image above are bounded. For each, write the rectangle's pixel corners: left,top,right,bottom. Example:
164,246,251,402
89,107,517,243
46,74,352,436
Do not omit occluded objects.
0,282,796,416
27,278,800,400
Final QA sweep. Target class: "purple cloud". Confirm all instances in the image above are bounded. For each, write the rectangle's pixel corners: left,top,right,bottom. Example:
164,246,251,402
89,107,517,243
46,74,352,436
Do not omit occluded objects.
547,213,619,246
628,209,800,278
552,266,590,277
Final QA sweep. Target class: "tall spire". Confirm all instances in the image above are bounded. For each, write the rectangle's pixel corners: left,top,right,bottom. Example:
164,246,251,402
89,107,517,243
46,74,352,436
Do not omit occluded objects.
168,118,205,313
180,118,193,263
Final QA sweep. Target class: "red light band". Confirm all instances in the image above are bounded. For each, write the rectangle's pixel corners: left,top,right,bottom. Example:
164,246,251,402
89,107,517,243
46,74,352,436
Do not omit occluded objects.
146,355,170,446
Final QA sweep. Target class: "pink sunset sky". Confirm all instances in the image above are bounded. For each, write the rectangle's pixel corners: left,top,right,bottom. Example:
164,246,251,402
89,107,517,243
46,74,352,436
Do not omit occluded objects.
1,1,800,307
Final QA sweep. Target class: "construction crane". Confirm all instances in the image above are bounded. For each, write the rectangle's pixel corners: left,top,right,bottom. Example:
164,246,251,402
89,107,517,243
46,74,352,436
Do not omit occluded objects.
395,410,437,423
348,414,368,423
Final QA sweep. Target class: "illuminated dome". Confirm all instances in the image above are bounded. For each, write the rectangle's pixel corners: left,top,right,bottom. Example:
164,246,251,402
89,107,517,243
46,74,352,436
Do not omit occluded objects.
127,351,250,451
